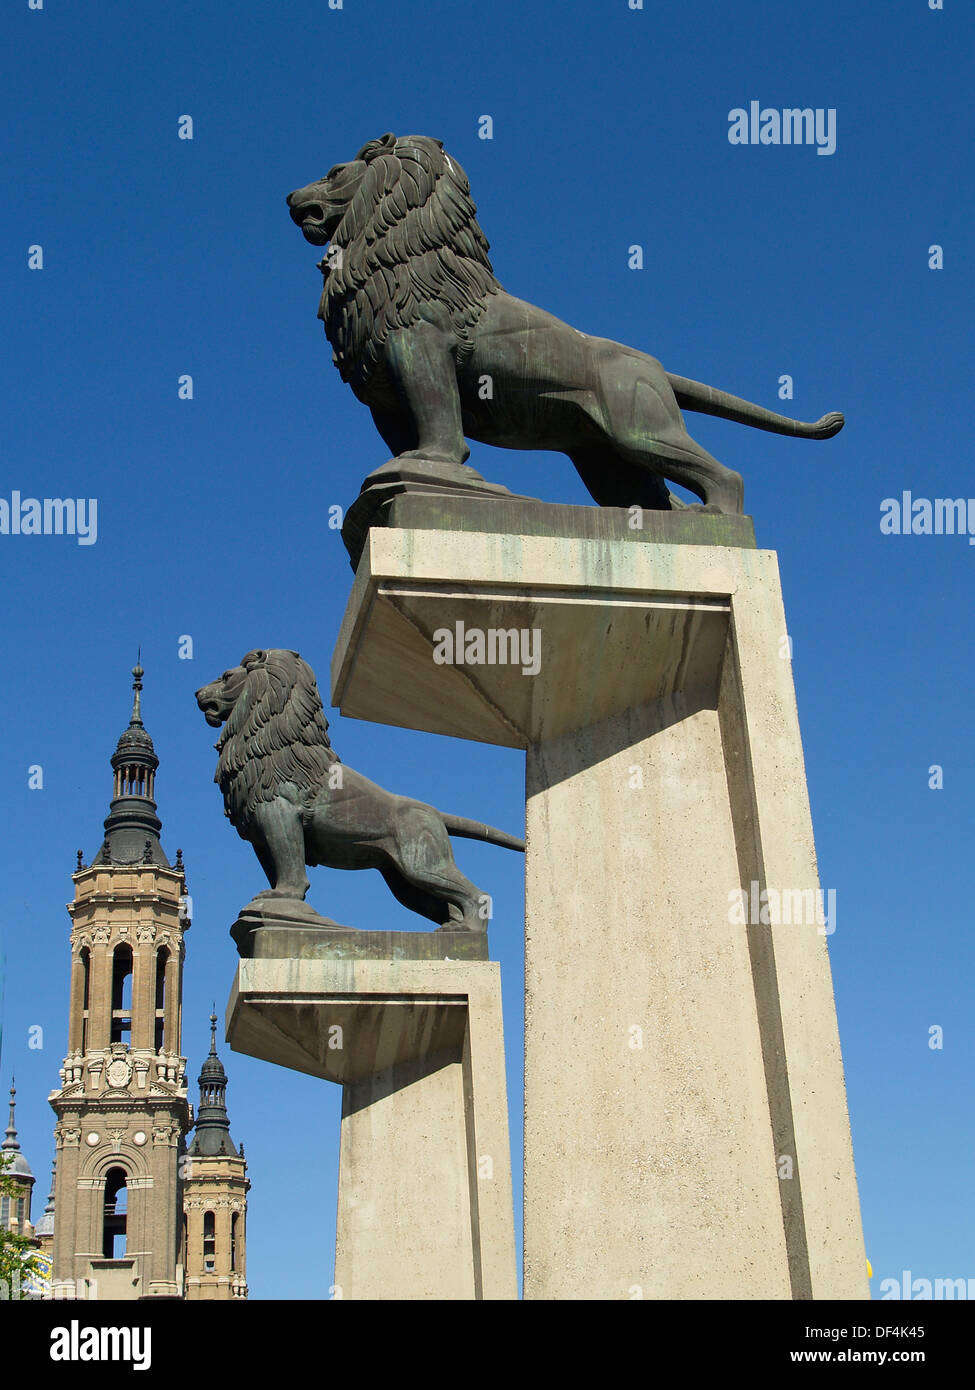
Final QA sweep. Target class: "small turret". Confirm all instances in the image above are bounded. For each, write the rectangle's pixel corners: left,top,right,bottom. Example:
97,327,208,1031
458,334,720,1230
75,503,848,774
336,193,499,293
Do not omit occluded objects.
187,1015,239,1159
1,1079,35,1233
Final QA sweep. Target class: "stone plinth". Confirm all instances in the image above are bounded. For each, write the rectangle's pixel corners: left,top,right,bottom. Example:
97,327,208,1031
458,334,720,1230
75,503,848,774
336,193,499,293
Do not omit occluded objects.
330,509,869,1300
227,951,516,1300
230,897,489,963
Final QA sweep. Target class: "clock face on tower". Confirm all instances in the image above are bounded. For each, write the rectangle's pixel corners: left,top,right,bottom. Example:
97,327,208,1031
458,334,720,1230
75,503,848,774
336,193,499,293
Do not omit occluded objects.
106,1058,132,1088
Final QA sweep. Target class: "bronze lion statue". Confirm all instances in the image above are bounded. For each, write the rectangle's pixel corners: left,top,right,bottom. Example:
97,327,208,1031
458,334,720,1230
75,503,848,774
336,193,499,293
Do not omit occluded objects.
287,132,843,515
196,648,523,931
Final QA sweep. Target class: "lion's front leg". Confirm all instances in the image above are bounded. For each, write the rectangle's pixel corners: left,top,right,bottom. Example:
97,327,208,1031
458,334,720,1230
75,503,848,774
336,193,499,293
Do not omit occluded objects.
249,797,311,901
384,322,470,465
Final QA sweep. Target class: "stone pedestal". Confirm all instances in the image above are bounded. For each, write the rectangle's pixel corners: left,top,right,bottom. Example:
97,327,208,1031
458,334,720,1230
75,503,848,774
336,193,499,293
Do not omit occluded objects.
331,503,869,1300
226,948,517,1300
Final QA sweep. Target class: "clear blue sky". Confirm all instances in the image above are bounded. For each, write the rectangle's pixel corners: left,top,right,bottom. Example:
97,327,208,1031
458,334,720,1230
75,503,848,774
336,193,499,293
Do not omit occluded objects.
2,0,972,1300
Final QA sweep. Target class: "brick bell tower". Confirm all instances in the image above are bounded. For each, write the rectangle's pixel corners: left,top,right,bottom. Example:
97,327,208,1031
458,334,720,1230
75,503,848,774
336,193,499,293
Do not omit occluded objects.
49,664,191,1300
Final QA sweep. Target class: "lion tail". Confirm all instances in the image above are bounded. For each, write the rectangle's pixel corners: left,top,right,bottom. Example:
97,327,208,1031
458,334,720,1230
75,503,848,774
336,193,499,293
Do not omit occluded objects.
667,373,844,439
443,814,525,852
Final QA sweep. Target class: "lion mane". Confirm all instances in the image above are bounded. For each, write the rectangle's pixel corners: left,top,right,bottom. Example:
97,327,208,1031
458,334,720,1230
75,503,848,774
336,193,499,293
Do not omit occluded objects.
320,133,500,396
213,649,339,838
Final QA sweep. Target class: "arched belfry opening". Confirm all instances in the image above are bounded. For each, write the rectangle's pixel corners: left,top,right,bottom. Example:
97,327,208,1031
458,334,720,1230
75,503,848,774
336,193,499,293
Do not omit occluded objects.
154,946,169,1051
110,943,133,1043
203,1210,216,1272
103,1167,128,1258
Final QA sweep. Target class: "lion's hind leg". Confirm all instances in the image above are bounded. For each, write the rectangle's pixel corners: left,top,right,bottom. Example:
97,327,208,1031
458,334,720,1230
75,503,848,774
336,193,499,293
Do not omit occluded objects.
614,378,745,514
379,865,449,927
385,808,487,931
569,447,673,511
599,357,745,513
621,428,744,514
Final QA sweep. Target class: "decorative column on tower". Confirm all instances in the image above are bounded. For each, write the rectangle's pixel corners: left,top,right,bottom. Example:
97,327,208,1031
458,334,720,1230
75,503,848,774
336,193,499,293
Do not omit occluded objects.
48,665,192,1300
182,1014,249,1300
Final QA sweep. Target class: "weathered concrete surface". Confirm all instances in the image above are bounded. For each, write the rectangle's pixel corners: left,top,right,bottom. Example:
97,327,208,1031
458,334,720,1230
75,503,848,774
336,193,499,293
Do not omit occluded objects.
227,957,516,1300
331,525,869,1300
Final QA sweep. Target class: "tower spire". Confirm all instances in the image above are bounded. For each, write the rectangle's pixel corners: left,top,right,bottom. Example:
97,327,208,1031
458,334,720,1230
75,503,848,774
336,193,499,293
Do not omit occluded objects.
3,1078,19,1152
2,1077,33,1185
188,1015,238,1158
33,1157,57,1241
44,1160,56,1215
95,659,170,868
131,654,144,726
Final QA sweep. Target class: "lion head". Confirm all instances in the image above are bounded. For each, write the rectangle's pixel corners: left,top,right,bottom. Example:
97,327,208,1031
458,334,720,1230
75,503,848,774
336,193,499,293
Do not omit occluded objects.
287,133,500,397
195,649,338,837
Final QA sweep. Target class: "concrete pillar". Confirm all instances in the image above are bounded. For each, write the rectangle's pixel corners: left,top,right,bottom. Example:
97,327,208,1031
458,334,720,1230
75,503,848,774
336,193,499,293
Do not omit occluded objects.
227,953,517,1300
330,509,868,1300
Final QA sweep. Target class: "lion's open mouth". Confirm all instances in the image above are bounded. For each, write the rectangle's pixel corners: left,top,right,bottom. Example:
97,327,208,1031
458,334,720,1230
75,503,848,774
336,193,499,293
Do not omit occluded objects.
289,200,324,226
288,200,332,244
200,704,224,727
301,219,329,246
